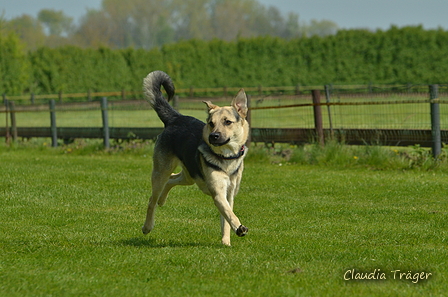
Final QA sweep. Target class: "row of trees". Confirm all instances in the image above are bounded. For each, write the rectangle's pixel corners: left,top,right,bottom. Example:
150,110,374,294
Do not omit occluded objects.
2,26,448,96
2,0,338,50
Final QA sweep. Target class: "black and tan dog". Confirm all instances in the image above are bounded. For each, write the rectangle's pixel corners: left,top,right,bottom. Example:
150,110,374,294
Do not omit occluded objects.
141,71,249,246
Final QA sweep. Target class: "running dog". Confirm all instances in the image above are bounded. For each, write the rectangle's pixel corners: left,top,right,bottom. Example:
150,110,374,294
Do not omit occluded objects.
141,71,249,246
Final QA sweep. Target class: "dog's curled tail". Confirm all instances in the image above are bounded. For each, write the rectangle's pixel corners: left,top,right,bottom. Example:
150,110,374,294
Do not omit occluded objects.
143,71,180,126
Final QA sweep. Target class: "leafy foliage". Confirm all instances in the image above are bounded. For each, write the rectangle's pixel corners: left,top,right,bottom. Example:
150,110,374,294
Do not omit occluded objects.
2,26,448,95
0,33,30,95
4,0,336,50
29,46,131,94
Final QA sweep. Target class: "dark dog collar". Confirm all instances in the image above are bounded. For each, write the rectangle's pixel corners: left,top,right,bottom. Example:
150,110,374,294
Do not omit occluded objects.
216,145,246,160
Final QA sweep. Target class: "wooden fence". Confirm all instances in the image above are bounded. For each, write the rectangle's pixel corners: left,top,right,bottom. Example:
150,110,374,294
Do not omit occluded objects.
1,83,435,103
1,84,447,157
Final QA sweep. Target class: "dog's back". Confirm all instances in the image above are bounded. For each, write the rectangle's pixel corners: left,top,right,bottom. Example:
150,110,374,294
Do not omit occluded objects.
143,70,205,179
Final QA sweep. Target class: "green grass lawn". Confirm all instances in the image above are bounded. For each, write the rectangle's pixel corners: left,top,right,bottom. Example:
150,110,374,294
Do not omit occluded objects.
1,144,447,296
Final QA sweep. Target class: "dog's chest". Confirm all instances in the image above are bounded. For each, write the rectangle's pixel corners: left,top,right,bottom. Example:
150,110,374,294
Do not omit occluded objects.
202,154,243,177
198,145,244,177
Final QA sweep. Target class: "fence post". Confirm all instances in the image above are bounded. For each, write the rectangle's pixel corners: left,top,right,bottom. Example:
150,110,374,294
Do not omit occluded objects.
172,95,179,111
101,97,110,149
324,85,334,140
312,90,324,146
9,101,17,142
49,99,58,147
3,95,10,144
429,84,441,158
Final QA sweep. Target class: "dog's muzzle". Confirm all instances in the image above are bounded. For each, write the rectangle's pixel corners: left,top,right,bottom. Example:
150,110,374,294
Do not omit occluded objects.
209,132,230,146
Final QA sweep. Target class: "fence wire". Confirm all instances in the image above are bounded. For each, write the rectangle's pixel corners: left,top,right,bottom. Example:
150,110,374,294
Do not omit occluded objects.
1,85,447,146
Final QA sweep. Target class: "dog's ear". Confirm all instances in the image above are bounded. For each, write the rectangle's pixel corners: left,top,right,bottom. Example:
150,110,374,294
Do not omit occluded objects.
232,89,248,118
203,101,219,112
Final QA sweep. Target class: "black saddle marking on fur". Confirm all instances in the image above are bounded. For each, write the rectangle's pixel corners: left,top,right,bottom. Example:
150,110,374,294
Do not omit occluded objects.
156,114,206,180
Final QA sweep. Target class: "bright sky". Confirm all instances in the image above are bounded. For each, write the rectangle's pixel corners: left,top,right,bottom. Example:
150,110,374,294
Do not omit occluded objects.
1,0,448,30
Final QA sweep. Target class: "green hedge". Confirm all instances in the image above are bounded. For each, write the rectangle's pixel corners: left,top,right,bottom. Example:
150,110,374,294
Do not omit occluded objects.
0,33,30,95
29,46,131,94
1,26,448,96
157,27,448,88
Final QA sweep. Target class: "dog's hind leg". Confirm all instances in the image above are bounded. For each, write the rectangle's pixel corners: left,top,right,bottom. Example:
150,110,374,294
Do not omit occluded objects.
158,169,194,206
142,154,178,235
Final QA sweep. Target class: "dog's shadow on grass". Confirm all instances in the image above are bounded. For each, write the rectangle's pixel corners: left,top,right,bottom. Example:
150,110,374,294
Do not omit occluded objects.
118,237,220,248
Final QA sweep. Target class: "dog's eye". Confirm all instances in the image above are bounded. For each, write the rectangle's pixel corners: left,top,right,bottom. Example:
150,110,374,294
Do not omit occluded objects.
224,120,233,126
209,122,215,128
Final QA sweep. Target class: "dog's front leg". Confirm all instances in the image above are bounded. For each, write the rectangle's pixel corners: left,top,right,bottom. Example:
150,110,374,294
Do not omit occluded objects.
220,184,237,245
212,191,248,245
220,216,231,246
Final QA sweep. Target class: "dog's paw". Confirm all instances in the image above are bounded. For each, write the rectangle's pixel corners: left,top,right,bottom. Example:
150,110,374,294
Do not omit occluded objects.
236,225,248,237
222,239,231,246
141,225,152,235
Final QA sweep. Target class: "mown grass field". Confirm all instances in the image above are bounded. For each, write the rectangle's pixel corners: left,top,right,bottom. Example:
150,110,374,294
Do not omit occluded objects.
1,141,447,296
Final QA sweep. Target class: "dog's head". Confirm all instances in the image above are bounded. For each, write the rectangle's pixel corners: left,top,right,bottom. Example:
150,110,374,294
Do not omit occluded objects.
202,89,249,157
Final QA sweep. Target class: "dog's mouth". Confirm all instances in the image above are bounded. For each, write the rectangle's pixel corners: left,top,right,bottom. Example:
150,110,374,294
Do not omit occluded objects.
210,138,230,147
209,133,230,146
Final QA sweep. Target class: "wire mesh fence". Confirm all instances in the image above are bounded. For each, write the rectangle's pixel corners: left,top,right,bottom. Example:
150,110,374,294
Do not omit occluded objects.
248,88,448,130
1,84,447,148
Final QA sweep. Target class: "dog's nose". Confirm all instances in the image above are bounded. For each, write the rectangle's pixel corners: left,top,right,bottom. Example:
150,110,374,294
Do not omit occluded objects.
209,132,220,143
